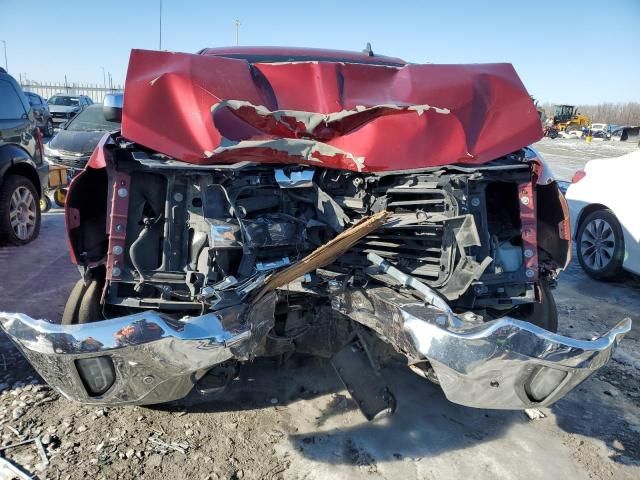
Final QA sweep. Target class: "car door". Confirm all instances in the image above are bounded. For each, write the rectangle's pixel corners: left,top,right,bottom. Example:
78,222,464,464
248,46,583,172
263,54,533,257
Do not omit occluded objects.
613,156,640,274
0,78,35,158
583,156,640,275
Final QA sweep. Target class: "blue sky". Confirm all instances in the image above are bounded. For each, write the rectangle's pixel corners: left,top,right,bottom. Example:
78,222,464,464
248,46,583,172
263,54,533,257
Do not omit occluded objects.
1,0,638,104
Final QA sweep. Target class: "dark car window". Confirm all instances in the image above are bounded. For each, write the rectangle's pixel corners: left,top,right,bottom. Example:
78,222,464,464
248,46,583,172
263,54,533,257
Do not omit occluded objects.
0,79,27,120
48,96,80,106
27,94,41,106
66,104,120,131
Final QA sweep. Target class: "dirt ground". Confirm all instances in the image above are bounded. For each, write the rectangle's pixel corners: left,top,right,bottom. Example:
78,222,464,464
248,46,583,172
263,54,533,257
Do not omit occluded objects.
0,138,639,480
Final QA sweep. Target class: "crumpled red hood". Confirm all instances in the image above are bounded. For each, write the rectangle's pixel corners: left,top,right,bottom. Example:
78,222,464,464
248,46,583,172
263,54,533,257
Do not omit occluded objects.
122,49,542,172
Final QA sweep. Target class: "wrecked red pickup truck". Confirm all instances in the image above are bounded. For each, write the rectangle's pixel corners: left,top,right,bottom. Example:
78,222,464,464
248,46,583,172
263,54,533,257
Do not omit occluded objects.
0,47,630,419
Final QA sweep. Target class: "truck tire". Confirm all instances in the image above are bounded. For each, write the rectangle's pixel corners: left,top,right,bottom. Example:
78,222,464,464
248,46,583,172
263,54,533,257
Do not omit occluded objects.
511,277,558,332
0,174,42,246
62,279,103,324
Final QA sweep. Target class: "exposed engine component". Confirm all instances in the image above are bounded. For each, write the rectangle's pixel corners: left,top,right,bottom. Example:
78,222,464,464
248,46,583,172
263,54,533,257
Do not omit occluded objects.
102,152,538,318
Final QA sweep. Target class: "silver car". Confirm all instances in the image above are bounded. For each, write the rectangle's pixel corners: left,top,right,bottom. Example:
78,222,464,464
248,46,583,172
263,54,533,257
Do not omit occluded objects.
47,94,93,127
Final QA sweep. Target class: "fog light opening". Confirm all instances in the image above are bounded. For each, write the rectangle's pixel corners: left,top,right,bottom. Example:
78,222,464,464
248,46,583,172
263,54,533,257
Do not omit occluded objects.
525,366,567,402
75,357,115,396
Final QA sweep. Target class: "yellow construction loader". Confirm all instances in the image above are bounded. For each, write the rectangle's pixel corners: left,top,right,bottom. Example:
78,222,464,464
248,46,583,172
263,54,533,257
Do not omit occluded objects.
551,105,590,132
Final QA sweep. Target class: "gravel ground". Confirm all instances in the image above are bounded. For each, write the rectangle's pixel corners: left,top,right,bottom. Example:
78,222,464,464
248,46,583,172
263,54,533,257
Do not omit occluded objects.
0,139,639,479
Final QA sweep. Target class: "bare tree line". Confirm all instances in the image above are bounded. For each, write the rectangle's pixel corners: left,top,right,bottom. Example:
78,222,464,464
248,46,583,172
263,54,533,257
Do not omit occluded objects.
540,102,640,126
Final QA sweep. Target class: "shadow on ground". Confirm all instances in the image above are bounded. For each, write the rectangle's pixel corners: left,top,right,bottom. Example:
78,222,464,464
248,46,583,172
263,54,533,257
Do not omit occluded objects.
155,354,523,465
552,377,640,466
551,255,640,466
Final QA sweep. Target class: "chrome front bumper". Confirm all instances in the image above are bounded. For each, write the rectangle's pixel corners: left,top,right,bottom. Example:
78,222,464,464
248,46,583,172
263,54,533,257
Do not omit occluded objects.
0,287,631,409
403,307,631,408
335,286,631,410
0,293,276,405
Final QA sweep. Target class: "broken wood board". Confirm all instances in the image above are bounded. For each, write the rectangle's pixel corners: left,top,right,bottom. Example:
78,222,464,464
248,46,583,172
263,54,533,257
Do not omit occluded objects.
252,211,389,302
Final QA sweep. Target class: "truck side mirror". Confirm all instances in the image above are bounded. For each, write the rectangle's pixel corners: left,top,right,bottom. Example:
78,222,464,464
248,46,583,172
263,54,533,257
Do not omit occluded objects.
103,93,123,123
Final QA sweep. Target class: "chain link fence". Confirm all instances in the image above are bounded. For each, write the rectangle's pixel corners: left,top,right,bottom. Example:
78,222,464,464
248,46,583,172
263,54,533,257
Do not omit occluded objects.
18,80,123,104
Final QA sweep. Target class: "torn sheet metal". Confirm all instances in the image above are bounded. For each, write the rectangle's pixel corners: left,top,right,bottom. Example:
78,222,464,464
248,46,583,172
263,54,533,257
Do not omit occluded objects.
122,49,542,171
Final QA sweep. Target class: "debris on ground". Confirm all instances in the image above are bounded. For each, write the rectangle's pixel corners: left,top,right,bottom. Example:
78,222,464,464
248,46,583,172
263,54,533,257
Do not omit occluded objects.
0,456,31,480
524,408,547,420
149,436,190,454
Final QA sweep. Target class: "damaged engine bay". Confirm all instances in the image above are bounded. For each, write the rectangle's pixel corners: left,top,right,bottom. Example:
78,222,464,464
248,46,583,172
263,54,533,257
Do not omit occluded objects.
108,151,537,317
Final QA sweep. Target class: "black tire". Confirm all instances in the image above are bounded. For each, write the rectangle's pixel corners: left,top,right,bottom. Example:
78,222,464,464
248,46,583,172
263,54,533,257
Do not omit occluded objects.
576,209,625,281
0,175,42,246
62,279,103,325
565,125,579,133
53,188,67,207
511,277,558,332
39,194,52,213
45,119,54,137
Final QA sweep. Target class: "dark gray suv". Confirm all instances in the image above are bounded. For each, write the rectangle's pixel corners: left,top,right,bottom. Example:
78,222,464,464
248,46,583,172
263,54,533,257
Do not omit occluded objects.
0,68,48,245
25,91,54,137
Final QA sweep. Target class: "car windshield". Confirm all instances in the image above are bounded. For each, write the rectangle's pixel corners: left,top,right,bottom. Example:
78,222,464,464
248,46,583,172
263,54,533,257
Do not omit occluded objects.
65,105,121,131
48,96,79,106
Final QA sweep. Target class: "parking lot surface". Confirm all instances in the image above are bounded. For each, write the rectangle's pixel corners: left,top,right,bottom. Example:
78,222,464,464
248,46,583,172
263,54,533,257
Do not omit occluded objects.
0,139,638,480
534,137,638,181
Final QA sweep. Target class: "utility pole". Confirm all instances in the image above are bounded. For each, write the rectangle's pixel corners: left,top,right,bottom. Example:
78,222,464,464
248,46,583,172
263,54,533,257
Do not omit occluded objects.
1,40,7,71
235,19,240,46
159,0,163,50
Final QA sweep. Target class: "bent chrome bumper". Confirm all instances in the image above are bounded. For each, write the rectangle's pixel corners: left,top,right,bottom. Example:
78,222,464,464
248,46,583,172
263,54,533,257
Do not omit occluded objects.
0,293,275,405
0,286,631,410
335,286,631,410
403,308,631,409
